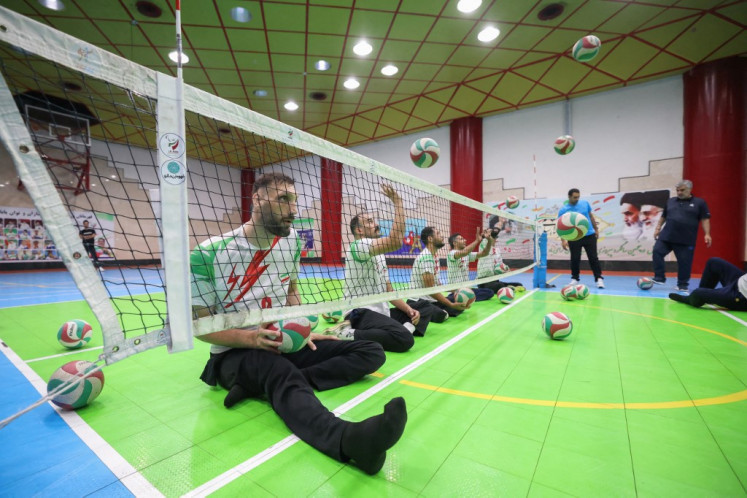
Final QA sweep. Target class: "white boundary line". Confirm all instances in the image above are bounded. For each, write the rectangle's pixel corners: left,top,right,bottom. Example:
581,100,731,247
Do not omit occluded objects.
26,346,104,363
184,290,537,497
0,341,163,497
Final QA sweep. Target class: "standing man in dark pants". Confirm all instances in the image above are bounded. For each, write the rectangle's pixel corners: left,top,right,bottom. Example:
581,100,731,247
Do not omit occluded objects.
78,220,102,271
652,180,711,292
669,257,747,311
558,188,604,288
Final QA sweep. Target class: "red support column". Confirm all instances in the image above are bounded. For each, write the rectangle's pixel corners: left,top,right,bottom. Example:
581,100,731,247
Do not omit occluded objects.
450,117,484,242
321,158,343,265
240,168,255,224
683,57,746,269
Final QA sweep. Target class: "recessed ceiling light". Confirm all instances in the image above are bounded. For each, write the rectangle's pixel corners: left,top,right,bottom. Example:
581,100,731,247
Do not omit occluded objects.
135,1,162,18
38,0,65,11
253,89,267,97
315,60,330,71
343,78,360,89
457,0,482,13
353,41,373,56
230,6,251,23
477,26,500,43
284,101,299,111
168,51,189,64
381,64,398,76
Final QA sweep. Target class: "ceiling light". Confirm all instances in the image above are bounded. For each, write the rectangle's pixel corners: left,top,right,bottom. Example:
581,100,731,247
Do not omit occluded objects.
381,64,398,76
477,26,500,43
38,0,65,11
230,7,251,23
457,0,482,13
315,60,330,71
353,41,373,56
168,51,189,64
343,78,360,90
253,89,267,97
135,1,162,18
284,101,299,111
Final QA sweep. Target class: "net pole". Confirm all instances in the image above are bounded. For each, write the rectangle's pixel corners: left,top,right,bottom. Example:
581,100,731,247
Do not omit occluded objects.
532,153,547,288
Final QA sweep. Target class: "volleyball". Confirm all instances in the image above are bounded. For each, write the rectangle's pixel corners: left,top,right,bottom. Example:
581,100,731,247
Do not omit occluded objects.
560,284,577,301
572,35,602,62
47,360,105,410
556,212,589,241
575,284,590,300
506,195,520,209
496,287,514,304
455,287,476,306
494,262,511,275
637,277,654,290
410,137,440,168
268,318,312,353
57,319,93,349
306,314,319,330
543,312,573,340
321,310,344,323
554,135,576,155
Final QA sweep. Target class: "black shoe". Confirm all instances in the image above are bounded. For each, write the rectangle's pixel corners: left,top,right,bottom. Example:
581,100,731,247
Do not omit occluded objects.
668,293,688,304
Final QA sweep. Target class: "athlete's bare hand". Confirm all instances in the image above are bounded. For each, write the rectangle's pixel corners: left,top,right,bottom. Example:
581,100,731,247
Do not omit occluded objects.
381,183,402,203
306,332,340,351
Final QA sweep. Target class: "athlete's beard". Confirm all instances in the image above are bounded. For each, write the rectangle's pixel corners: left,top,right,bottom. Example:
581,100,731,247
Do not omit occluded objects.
261,205,292,237
434,241,445,249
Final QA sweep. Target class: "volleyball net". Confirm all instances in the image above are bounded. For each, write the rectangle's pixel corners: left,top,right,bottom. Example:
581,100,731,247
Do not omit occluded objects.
0,5,541,368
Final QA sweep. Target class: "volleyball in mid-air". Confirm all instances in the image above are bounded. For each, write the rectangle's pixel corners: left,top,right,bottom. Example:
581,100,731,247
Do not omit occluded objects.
543,312,573,340
455,287,476,306
556,212,590,241
637,277,654,290
494,262,511,275
57,319,93,349
306,314,319,330
575,284,590,300
572,35,602,62
496,287,514,304
506,195,520,209
47,360,105,410
321,310,344,323
268,318,312,353
410,137,440,168
554,135,576,155
560,284,577,301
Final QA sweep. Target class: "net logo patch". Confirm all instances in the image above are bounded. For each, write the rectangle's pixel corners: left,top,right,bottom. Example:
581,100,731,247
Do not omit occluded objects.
159,133,185,158
160,160,186,185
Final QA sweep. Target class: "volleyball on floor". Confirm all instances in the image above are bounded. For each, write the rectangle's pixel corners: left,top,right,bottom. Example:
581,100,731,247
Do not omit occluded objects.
306,314,319,330
572,35,601,62
543,312,573,340
268,318,312,353
496,287,514,304
494,262,510,275
554,134,575,155
560,284,577,301
637,277,654,290
47,360,105,410
321,310,344,323
57,319,93,349
410,137,440,168
575,284,590,300
455,287,476,306
556,212,590,241
506,195,520,209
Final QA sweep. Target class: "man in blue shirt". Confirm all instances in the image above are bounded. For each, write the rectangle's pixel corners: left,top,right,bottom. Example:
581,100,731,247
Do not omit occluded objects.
652,180,711,292
558,188,604,288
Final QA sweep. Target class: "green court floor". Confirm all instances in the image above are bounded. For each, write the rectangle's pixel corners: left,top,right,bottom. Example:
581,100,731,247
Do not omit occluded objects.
3,289,747,496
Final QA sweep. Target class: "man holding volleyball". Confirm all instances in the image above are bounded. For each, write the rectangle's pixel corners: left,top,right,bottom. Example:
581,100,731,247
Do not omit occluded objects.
558,188,604,288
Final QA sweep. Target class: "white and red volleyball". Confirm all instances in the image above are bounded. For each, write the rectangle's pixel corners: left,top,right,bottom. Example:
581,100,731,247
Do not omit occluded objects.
560,284,577,301
554,135,576,155
556,212,590,241
496,287,514,304
543,312,573,340
637,277,654,290
268,317,312,353
574,284,590,300
455,287,476,306
47,360,105,410
57,319,93,349
410,137,440,168
572,35,602,62
506,195,520,210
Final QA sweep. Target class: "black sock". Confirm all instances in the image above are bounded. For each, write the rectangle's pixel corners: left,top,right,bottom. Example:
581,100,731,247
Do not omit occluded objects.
668,293,688,304
340,397,407,474
224,384,250,408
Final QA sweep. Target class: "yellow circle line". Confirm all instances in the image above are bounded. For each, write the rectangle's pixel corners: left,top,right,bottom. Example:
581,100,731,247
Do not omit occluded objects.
396,302,747,409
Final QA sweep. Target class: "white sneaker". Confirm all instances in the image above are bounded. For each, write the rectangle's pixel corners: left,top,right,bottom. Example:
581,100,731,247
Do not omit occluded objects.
403,322,416,334
99,266,105,272
322,320,355,341
569,279,579,285
596,278,604,288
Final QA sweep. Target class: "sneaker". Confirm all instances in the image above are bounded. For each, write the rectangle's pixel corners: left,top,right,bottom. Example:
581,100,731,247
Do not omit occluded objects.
569,279,579,285
596,278,604,289
651,279,665,285
511,285,526,293
322,320,355,340
99,266,105,272
674,286,688,293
